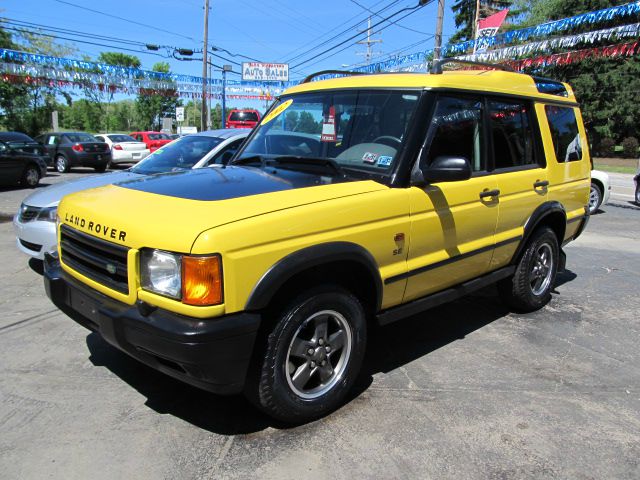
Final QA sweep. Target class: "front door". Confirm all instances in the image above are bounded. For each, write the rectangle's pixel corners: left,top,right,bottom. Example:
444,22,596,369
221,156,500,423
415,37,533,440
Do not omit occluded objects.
403,94,499,302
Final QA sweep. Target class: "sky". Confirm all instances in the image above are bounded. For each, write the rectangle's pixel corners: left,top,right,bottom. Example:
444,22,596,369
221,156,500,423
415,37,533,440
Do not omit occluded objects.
1,0,458,109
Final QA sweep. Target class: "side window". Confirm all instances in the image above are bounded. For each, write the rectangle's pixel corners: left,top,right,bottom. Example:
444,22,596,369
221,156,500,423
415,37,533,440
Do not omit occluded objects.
545,106,582,162
489,99,538,169
60,135,71,145
424,95,485,172
208,139,244,165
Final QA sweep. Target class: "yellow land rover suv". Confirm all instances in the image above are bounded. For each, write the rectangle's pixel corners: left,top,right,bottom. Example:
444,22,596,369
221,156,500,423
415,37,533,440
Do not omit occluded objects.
45,60,591,422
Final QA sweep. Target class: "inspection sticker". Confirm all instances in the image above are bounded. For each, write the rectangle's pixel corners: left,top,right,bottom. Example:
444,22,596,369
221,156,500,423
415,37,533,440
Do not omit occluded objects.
362,152,378,164
377,155,393,167
261,99,293,125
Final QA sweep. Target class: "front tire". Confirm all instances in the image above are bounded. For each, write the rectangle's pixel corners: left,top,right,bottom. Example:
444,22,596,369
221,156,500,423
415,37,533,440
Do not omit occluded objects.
55,155,69,173
588,182,603,214
22,165,41,188
635,181,640,206
250,285,367,423
499,227,559,313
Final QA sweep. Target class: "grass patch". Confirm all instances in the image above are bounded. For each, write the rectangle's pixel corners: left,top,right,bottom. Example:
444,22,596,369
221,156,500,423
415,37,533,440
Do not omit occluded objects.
593,157,638,174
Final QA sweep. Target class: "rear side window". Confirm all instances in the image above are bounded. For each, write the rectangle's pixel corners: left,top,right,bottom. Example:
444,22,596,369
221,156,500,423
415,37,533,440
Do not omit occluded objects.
545,106,582,162
489,100,539,169
424,95,485,172
64,133,96,143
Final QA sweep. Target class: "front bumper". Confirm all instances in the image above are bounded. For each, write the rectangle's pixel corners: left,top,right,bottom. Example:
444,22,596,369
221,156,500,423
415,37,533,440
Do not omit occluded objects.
44,254,261,394
13,215,56,259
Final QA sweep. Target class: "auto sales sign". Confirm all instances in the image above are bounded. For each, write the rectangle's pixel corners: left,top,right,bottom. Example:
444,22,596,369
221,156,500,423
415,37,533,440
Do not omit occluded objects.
242,62,289,82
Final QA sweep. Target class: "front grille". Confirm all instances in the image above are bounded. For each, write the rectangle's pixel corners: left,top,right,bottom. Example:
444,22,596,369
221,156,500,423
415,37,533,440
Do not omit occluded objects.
19,239,42,252
60,225,129,294
18,205,40,223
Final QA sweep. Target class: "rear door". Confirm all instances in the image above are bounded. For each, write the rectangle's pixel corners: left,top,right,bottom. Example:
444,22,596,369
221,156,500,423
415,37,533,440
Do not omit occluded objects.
403,94,499,302
488,97,548,270
43,134,59,159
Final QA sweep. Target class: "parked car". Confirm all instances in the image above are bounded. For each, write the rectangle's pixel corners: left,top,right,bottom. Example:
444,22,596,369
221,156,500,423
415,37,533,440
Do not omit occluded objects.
0,132,48,188
589,169,611,214
634,167,640,205
226,109,261,129
34,132,111,173
94,134,150,166
129,131,173,152
14,129,248,259
45,64,591,422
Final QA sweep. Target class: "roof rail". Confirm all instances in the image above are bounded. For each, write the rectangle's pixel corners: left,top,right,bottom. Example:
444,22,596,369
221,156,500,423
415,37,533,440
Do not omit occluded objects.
302,70,366,84
431,58,515,75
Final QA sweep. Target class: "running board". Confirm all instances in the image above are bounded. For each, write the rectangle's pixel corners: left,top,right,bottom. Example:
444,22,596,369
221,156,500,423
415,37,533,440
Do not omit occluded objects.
376,266,516,326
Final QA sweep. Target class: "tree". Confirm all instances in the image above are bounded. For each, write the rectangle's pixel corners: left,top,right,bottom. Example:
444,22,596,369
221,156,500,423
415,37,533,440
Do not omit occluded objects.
135,62,182,131
450,0,515,44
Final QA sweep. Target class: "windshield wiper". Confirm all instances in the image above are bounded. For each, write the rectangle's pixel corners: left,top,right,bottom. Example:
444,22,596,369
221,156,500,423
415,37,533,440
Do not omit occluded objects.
271,156,347,178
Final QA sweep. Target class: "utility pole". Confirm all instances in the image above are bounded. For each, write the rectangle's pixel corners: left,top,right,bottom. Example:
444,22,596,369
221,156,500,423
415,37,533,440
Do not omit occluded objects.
201,0,209,132
207,60,212,130
433,0,445,61
356,17,382,65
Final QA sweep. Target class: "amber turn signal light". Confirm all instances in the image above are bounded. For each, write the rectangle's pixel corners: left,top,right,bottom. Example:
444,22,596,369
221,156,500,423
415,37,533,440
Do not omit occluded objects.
182,255,223,306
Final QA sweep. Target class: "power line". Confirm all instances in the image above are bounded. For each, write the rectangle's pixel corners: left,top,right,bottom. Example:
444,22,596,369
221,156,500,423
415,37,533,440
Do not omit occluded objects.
349,0,433,35
280,0,403,64
52,0,197,42
291,1,433,70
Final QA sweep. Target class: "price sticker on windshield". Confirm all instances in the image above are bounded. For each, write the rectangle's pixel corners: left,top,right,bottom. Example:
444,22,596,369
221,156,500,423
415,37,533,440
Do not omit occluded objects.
261,99,293,125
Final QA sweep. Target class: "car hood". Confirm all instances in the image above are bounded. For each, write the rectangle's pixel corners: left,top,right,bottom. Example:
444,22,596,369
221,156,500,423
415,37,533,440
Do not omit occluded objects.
22,171,142,208
58,166,387,253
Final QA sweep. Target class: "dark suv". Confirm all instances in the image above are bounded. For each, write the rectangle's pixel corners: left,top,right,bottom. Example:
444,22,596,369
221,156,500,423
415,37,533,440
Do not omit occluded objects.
35,132,111,173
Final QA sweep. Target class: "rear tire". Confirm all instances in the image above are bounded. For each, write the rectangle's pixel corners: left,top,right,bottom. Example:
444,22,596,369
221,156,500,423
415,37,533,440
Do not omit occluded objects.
588,182,602,214
248,284,367,423
55,155,69,173
22,165,41,188
499,227,559,313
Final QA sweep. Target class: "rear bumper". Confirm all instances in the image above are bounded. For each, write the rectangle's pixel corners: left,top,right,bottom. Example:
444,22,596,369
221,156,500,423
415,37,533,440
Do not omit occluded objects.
111,149,150,163
72,152,111,167
44,254,261,394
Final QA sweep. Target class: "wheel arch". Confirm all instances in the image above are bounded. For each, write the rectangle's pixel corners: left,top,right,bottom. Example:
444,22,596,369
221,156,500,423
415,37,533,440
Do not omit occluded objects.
510,202,566,265
591,177,604,195
245,242,383,315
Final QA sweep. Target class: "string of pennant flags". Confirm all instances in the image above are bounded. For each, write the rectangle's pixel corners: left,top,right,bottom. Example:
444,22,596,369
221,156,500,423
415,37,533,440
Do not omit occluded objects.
1,0,640,98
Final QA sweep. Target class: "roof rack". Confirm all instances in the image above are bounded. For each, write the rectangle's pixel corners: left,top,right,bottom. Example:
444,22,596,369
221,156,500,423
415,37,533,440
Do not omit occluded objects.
430,58,515,75
302,70,366,83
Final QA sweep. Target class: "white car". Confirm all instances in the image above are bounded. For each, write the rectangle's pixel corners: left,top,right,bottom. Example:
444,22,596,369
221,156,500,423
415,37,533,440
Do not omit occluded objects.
589,169,611,214
14,129,248,259
94,133,150,166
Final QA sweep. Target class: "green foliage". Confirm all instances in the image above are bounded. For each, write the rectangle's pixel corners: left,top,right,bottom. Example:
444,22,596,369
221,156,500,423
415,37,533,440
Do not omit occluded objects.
97,52,141,69
450,0,515,44
621,137,639,159
135,62,181,131
596,138,615,157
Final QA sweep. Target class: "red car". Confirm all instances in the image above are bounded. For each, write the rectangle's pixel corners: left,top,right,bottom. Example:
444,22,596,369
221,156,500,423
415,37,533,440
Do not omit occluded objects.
226,109,261,129
129,131,173,152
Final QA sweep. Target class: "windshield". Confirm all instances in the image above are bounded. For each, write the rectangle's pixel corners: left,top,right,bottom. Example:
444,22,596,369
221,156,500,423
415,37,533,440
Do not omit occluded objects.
130,135,223,174
236,90,420,174
148,133,171,140
107,134,137,143
65,133,98,143
230,111,259,122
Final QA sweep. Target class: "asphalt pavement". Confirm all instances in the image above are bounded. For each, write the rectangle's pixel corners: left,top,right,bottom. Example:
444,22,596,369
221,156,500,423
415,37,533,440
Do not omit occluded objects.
0,170,639,479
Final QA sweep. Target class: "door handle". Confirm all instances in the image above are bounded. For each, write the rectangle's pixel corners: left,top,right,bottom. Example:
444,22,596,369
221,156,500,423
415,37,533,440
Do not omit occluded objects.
479,189,500,199
534,180,549,188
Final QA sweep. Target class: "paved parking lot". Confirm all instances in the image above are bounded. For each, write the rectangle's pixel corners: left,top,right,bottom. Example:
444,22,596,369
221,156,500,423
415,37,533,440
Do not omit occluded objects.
1,170,639,479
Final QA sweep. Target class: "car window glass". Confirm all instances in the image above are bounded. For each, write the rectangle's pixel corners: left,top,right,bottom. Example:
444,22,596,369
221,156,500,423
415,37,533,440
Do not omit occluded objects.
230,111,259,122
47,136,58,145
208,138,244,165
490,100,537,169
131,136,223,174
107,134,136,143
545,106,582,162
424,96,485,172
65,133,97,143
95,136,105,142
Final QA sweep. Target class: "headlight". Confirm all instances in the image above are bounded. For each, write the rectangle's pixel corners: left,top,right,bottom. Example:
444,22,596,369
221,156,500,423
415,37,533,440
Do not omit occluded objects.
140,249,182,299
36,206,58,223
140,249,223,305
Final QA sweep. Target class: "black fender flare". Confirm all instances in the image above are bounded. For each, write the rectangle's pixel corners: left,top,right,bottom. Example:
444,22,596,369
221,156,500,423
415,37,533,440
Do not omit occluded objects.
510,201,567,264
245,242,383,311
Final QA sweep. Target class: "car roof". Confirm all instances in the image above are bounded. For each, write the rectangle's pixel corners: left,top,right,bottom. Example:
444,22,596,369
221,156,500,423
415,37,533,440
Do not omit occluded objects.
0,131,34,142
284,70,577,104
194,129,250,139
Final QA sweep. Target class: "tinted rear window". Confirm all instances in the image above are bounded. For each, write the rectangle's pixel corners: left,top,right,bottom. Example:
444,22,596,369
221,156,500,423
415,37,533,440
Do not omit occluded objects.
64,133,97,143
107,134,137,143
545,106,582,162
148,133,171,140
230,111,259,122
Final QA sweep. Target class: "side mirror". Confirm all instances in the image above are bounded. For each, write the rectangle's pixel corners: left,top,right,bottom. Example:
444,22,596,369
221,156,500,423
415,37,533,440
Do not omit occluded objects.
422,156,472,183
